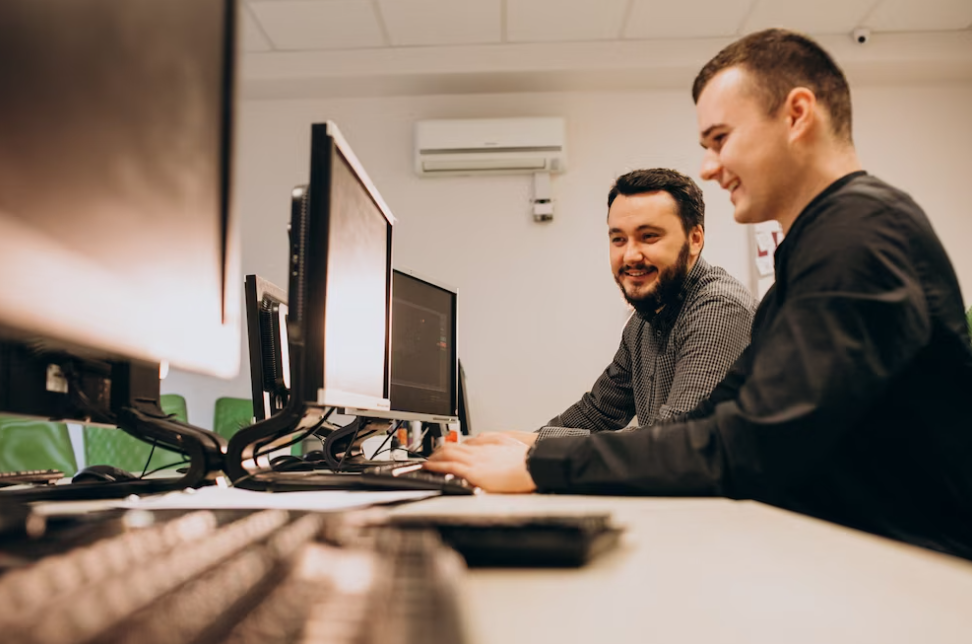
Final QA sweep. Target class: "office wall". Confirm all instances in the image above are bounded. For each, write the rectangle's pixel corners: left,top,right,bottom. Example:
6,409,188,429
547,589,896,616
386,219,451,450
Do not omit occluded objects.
164,82,972,431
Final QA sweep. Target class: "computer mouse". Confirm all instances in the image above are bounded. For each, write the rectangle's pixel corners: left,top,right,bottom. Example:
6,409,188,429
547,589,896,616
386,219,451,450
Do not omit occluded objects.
303,450,326,463
72,464,138,484
269,454,313,472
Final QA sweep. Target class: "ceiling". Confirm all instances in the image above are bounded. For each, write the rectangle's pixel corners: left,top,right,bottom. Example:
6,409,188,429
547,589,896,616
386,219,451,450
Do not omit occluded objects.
238,0,972,98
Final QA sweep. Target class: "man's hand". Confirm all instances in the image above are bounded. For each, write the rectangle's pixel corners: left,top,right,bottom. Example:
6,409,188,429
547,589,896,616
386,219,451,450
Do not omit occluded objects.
465,430,538,447
424,434,537,493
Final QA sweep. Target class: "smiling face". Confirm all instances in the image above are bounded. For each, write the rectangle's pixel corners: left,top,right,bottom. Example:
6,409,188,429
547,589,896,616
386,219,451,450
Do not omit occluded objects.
608,191,703,315
697,67,796,226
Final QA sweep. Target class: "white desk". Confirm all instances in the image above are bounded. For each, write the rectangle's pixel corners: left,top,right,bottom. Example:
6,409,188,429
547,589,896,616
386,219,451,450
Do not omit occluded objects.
393,495,972,644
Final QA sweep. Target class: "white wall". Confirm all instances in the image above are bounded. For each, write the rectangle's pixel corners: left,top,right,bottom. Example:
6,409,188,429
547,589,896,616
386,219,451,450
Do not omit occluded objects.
163,82,972,431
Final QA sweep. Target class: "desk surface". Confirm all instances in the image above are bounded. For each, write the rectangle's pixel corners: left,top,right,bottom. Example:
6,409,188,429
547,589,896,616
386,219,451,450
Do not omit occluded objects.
393,495,972,644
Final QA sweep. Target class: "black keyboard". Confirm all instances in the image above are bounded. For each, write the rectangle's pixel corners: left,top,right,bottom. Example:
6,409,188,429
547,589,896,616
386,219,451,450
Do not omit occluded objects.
0,469,63,487
361,463,479,495
250,463,479,495
0,509,469,644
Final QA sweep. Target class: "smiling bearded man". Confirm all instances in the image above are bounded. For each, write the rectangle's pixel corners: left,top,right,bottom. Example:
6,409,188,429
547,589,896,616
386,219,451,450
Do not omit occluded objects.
479,168,756,447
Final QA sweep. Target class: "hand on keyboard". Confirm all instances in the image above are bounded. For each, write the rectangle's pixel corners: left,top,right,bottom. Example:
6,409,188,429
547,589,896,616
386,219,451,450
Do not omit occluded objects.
361,463,480,495
424,434,536,494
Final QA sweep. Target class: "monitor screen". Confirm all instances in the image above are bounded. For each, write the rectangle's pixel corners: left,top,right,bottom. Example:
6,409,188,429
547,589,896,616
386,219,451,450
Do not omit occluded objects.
0,0,239,378
389,270,458,422
290,123,394,413
322,147,391,408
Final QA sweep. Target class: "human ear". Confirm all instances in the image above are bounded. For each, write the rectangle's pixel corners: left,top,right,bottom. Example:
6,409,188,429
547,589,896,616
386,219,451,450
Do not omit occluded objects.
784,87,816,142
689,225,705,256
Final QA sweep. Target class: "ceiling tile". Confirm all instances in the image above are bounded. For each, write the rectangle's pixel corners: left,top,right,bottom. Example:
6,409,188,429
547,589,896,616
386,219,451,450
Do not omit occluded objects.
249,0,384,51
864,0,972,32
376,0,501,46
625,0,753,39
241,6,273,52
742,0,876,35
507,0,630,43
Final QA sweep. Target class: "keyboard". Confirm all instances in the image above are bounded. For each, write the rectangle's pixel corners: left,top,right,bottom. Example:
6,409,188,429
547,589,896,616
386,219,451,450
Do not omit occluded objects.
0,469,63,487
249,463,479,495
361,463,479,495
0,508,470,644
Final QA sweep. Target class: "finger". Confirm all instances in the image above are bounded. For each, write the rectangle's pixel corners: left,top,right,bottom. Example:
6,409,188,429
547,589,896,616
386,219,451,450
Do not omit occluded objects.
426,444,477,465
464,432,509,446
423,460,474,481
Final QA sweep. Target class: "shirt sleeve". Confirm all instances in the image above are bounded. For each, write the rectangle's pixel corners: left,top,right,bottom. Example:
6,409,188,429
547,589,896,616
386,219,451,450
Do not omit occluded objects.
528,210,931,499
657,291,754,422
541,323,637,434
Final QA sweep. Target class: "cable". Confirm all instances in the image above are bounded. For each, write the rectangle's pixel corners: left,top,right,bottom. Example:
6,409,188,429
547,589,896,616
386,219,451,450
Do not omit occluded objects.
141,459,191,478
335,421,362,472
364,423,397,460
139,441,159,479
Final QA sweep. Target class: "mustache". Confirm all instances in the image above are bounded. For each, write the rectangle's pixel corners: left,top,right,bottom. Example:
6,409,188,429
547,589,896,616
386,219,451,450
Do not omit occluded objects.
618,264,656,275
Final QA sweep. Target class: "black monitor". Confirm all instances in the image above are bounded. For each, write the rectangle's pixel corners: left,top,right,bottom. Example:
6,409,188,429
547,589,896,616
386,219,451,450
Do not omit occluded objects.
0,0,239,379
245,275,290,422
226,122,395,484
0,0,238,497
347,269,458,423
291,123,394,413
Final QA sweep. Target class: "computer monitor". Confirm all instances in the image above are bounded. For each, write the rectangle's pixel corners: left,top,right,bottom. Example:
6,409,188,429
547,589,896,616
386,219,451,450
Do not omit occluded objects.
245,275,290,422
0,0,238,497
0,0,240,380
226,122,395,483
347,269,458,423
457,358,472,436
290,123,395,413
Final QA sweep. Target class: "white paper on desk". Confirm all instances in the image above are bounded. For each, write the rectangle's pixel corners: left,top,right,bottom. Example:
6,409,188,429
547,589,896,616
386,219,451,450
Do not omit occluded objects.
113,487,438,512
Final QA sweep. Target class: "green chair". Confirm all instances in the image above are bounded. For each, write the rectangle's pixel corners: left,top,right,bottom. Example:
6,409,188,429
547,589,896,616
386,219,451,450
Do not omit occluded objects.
0,418,78,475
214,396,302,455
213,397,254,441
966,306,972,342
83,393,188,475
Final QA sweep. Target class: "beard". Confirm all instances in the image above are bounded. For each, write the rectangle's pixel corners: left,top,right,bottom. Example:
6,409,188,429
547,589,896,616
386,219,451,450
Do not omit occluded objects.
615,242,692,321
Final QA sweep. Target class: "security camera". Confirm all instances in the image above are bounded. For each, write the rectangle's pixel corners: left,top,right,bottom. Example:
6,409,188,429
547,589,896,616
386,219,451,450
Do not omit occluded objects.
852,28,871,45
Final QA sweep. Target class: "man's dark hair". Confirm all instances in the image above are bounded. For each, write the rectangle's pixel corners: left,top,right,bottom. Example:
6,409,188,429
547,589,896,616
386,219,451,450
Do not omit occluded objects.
692,28,853,143
607,168,704,234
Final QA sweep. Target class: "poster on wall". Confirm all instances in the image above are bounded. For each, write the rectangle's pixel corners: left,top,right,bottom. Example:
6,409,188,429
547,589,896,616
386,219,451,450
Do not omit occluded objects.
751,220,784,299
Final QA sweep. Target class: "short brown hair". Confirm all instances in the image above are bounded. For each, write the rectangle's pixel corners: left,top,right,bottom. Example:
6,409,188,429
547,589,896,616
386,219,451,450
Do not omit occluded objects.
607,168,704,234
692,29,853,143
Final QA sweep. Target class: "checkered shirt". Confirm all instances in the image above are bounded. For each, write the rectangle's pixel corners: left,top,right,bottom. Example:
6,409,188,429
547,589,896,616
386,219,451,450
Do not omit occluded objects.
538,257,756,441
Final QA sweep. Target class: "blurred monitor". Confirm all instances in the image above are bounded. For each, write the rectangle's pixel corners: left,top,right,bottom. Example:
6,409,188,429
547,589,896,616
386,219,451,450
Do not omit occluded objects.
287,122,394,414
244,275,289,422
457,358,471,436
0,0,239,381
0,0,239,425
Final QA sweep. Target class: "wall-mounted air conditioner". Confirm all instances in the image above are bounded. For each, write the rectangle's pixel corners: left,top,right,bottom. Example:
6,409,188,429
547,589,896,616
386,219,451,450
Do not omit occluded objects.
414,117,567,176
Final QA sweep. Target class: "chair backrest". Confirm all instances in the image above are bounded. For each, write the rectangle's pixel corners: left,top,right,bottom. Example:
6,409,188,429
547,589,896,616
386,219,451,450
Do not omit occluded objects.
83,394,188,475
0,418,78,475
214,396,302,455
213,397,254,440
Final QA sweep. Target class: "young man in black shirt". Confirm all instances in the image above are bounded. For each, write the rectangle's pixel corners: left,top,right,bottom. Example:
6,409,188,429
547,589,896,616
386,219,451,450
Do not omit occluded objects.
426,29,972,559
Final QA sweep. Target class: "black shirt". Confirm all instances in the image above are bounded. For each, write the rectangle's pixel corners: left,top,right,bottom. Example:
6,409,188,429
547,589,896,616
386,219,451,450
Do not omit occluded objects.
528,172,972,559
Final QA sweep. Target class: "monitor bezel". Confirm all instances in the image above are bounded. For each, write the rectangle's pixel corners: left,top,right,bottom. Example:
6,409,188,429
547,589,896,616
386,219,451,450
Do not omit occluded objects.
244,274,289,422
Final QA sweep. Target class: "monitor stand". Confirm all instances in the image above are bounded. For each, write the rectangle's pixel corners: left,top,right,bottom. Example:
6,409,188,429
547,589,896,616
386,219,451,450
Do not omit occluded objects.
0,359,227,502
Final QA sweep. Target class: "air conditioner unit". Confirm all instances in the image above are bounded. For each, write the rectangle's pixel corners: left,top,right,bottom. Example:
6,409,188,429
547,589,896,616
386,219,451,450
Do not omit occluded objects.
415,117,567,176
